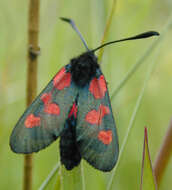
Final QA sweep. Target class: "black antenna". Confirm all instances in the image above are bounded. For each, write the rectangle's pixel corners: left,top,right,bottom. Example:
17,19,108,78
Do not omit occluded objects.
61,17,159,53
60,17,89,51
91,31,160,52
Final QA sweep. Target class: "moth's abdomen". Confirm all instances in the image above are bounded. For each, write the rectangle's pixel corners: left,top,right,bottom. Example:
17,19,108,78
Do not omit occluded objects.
60,113,81,170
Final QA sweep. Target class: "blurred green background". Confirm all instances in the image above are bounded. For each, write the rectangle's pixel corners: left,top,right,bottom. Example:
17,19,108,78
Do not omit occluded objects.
0,0,172,189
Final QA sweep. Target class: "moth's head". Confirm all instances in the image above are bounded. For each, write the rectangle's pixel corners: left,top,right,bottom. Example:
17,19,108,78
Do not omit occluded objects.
73,51,97,65
70,51,99,87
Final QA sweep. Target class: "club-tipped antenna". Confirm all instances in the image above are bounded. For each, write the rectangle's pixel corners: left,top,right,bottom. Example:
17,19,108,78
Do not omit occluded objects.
91,31,160,52
60,17,89,51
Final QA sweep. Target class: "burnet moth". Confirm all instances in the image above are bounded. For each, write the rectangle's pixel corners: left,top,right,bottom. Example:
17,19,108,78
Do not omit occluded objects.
10,18,159,172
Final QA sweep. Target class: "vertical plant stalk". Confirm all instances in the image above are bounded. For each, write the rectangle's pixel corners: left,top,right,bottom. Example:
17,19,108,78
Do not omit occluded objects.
24,0,40,190
98,0,117,62
153,119,172,187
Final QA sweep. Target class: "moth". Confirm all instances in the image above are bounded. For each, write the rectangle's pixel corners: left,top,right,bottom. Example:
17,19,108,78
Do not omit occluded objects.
10,18,159,171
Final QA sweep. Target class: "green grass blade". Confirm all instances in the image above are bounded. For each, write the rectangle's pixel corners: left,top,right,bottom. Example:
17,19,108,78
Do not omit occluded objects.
111,13,172,100
107,40,161,190
61,164,85,190
107,13,172,190
98,0,117,62
38,163,60,190
53,173,61,190
140,128,157,190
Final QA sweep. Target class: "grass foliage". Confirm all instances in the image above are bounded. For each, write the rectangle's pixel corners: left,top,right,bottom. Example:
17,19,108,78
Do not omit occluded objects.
1,0,172,189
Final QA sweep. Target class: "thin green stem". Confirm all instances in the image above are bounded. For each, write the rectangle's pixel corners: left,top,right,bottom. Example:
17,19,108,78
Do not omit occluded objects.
106,13,172,190
107,15,172,190
98,0,117,62
61,163,85,190
38,163,60,190
111,14,172,100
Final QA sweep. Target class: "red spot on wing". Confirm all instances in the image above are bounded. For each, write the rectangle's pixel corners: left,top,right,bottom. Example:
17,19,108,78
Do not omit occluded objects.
44,103,60,115
89,75,107,99
53,67,71,90
41,92,60,115
25,114,41,128
98,130,112,145
41,93,52,104
85,104,110,125
68,103,78,118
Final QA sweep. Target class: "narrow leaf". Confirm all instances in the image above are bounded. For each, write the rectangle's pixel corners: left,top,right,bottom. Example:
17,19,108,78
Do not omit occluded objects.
98,0,117,61
61,164,85,190
111,13,172,100
140,128,157,190
53,172,61,190
107,13,172,190
107,43,161,190
39,163,60,190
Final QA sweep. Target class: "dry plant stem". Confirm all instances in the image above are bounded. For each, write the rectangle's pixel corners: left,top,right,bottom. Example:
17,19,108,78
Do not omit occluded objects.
24,0,40,190
98,0,117,62
153,119,172,187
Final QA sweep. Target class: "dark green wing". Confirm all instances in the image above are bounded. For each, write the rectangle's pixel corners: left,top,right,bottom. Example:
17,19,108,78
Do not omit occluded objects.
10,66,78,153
76,71,119,172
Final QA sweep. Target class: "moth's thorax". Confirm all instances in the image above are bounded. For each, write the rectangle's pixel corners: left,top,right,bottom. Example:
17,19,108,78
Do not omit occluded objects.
70,51,99,87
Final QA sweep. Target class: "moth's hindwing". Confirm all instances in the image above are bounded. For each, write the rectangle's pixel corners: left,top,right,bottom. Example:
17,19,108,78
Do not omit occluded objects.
10,66,78,153
76,69,119,172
